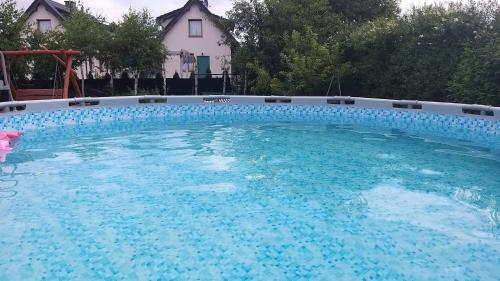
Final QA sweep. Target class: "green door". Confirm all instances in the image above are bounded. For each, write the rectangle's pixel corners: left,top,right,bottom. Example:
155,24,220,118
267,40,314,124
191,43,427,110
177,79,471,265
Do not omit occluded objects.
197,56,210,78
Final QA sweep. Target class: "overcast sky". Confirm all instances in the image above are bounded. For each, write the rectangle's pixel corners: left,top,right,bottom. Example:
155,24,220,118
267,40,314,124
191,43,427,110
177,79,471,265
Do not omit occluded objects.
16,0,464,22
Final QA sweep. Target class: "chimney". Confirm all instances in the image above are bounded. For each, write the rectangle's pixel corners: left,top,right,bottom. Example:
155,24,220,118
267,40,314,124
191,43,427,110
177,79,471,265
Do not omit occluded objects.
202,0,208,7
64,1,76,11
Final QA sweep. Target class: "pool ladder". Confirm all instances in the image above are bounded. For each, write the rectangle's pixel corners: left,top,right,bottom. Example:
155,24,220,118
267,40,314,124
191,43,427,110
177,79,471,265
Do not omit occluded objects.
0,51,14,101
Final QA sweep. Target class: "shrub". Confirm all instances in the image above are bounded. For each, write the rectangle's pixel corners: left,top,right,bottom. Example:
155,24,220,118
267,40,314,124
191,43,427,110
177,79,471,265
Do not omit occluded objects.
448,33,500,106
340,1,499,104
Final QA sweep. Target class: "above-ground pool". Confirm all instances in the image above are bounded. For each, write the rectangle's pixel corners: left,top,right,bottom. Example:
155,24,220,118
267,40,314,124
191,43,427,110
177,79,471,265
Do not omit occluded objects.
0,98,499,280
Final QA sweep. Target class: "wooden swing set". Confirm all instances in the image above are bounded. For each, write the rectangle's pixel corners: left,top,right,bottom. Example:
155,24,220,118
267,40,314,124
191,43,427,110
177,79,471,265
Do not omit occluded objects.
0,49,82,101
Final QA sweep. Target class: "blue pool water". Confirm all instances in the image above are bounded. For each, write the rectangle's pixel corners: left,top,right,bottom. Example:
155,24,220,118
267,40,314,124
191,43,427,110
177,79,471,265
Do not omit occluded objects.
1,118,499,280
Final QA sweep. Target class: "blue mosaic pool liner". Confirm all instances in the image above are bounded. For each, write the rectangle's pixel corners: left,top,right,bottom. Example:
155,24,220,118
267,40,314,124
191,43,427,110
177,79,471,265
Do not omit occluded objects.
0,104,498,147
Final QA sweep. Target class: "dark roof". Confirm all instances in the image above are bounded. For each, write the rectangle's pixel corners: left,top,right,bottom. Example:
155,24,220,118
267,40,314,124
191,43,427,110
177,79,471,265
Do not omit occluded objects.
25,0,71,20
156,7,184,23
47,0,71,14
156,0,237,46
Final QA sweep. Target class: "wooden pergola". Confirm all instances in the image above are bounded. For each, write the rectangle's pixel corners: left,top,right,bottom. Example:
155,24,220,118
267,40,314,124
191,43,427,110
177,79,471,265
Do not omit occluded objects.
1,49,82,101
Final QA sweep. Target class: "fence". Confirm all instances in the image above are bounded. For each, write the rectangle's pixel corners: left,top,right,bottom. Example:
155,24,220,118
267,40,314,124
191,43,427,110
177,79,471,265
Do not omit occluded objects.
6,74,239,99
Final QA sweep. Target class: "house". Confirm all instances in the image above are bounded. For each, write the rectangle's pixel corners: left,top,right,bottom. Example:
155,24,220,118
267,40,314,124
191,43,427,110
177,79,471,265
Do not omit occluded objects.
22,0,235,80
157,0,235,78
25,0,74,33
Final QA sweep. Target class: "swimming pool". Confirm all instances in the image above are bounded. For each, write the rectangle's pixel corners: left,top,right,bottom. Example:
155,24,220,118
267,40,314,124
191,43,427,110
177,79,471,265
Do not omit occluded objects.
0,97,499,280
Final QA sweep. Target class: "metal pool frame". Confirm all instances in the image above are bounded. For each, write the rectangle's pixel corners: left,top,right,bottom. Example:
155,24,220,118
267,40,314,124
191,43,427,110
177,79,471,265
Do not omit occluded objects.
0,95,498,121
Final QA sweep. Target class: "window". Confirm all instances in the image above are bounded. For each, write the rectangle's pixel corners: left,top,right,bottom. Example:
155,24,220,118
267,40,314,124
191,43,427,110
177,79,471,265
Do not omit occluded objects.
37,20,52,33
189,19,202,37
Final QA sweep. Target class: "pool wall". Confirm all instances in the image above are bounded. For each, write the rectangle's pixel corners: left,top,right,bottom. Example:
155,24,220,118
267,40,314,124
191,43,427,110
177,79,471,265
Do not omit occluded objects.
0,96,498,145
1,95,499,118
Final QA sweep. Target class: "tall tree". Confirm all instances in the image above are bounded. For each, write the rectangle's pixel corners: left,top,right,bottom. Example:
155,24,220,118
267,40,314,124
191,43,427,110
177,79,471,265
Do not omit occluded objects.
385,1,496,101
0,0,28,50
339,0,500,105
55,4,107,94
448,1,500,105
96,22,121,91
227,0,345,94
57,4,107,77
0,0,30,80
226,0,267,94
329,0,400,22
114,9,165,95
26,30,62,80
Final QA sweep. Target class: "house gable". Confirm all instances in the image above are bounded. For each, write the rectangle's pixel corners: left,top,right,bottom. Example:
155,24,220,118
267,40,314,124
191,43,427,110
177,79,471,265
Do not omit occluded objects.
24,0,71,32
158,1,234,77
157,0,236,47
25,0,70,21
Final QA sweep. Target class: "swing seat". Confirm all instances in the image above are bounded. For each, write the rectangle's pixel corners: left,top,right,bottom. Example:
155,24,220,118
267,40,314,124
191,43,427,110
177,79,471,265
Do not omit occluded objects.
15,89,63,101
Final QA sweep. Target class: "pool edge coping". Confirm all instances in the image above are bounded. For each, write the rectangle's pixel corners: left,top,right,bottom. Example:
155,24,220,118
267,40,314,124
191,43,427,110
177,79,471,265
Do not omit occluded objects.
0,95,499,121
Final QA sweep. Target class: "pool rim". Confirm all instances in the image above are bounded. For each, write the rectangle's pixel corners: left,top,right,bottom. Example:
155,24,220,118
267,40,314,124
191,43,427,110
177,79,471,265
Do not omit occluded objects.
0,95,499,121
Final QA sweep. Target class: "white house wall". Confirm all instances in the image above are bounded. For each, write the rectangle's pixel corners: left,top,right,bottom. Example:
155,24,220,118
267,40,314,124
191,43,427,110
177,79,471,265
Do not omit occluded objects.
26,4,62,31
162,4,231,78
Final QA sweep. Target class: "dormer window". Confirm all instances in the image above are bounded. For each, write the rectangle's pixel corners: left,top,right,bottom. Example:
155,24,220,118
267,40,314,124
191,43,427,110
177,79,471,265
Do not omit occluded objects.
189,19,202,37
37,20,52,33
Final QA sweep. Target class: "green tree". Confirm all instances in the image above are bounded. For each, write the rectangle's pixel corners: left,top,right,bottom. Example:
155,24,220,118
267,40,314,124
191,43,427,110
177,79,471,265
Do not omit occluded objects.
448,39,500,106
97,22,121,91
0,0,28,50
259,0,342,74
340,18,402,98
226,0,267,93
329,0,400,21
448,5,500,106
274,27,336,96
54,3,108,95
114,9,166,95
0,0,30,80
227,0,345,95
227,0,267,50
340,0,499,104
57,4,107,77
26,30,62,80
386,1,497,101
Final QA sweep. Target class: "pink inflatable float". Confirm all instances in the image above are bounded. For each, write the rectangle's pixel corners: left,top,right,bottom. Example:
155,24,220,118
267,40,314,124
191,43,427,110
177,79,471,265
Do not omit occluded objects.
0,131,22,162
0,139,11,151
0,131,22,140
